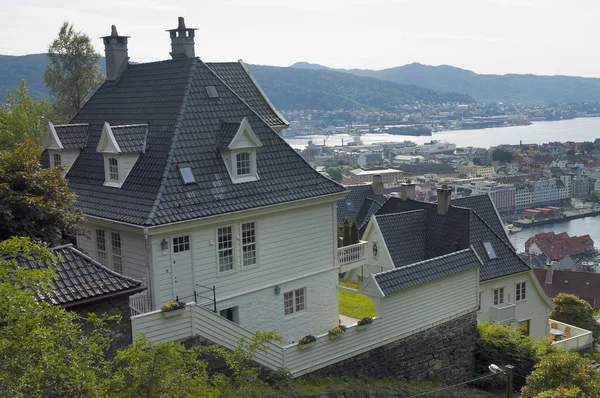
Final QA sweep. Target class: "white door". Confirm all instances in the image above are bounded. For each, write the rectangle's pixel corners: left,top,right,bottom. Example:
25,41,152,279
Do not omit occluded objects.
171,235,194,303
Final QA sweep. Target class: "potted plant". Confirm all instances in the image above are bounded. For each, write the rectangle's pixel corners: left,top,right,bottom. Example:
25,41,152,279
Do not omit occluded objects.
356,317,373,330
161,299,186,317
297,334,317,349
328,325,347,340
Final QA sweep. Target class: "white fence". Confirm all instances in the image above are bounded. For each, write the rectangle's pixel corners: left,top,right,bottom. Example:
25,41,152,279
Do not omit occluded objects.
131,303,475,377
550,319,593,352
337,241,367,272
129,292,151,316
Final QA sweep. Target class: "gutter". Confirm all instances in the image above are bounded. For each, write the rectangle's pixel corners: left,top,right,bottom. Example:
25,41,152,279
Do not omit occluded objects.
61,286,146,309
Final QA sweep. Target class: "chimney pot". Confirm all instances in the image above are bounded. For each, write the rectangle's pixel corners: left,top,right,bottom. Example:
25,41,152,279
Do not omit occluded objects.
545,261,554,284
400,180,416,200
101,25,130,81
437,185,452,215
167,17,198,59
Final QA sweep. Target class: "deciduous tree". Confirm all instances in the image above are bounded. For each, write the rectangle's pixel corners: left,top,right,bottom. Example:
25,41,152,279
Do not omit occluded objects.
0,140,85,244
44,22,104,121
0,81,56,150
550,293,600,339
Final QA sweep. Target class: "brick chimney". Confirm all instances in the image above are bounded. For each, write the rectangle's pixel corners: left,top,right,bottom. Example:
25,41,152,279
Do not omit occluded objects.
400,181,416,200
372,175,383,195
101,25,129,81
167,17,198,59
437,185,452,215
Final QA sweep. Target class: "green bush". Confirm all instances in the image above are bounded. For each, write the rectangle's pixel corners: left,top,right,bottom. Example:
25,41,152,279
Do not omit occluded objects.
550,293,600,340
474,322,555,391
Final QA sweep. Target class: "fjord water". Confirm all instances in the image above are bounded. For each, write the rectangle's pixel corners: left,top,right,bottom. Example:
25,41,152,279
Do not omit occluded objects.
509,216,600,252
284,117,600,149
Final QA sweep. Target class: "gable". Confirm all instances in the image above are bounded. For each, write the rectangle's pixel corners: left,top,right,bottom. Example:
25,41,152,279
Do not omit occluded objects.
43,123,63,150
97,122,122,153
227,117,263,150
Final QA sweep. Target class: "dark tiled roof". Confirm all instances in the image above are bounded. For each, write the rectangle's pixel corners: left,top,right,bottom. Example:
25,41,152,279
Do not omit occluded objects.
374,248,481,295
111,124,148,153
13,245,143,306
356,198,384,235
452,194,511,246
217,121,241,149
375,210,426,267
54,124,89,149
59,58,345,225
206,61,289,129
375,197,531,281
337,185,386,226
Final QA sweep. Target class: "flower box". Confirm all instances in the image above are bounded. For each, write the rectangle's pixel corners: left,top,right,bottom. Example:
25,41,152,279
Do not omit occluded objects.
356,317,373,330
298,342,313,350
160,300,186,317
356,323,370,331
328,325,347,340
298,334,316,349
162,308,185,317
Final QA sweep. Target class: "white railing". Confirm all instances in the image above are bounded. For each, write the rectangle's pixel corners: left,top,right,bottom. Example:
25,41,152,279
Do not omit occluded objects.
337,241,368,272
489,302,515,323
550,319,593,352
129,292,151,316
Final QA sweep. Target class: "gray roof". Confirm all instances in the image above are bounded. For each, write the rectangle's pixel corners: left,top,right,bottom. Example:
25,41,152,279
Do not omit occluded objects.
206,61,289,129
54,124,89,149
111,124,148,153
49,58,344,226
12,244,144,307
452,194,511,246
337,185,386,226
375,210,426,267
374,248,481,295
375,197,531,281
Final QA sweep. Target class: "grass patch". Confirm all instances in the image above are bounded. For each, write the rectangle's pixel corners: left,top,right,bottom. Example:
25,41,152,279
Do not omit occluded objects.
338,281,376,319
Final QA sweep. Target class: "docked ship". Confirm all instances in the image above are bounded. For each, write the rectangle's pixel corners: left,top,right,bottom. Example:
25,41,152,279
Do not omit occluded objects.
505,224,522,234
416,140,457,155
384,124,432,136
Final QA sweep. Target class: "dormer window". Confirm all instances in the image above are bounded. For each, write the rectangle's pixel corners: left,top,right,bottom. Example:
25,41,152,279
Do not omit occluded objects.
108,158,119,180
236,152,251,176
218,117,262,184
52,153,62,167
96,122,148,188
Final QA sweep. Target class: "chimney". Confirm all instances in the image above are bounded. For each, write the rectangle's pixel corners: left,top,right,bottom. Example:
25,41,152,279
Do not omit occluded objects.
437,184,452,215
545,261,554,284
101,25,129,81
167,17,198,59
372,175,383,195
400,181,416,200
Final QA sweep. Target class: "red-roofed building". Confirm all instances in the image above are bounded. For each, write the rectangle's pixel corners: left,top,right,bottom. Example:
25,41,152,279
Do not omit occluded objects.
533,268,600,309
526,232,594,261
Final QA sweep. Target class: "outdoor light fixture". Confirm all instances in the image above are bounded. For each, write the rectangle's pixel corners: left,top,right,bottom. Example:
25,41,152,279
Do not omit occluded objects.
161,239,169,251
274,285,281,295
489,364,514,398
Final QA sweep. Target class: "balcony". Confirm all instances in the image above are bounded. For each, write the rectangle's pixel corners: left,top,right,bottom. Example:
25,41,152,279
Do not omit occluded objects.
489,302,516,323
551,319,593,352
337,241,368,273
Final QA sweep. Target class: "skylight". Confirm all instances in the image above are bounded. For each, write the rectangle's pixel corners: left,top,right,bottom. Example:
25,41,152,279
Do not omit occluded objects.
179,166,195,184
346,202,353,212
483,241,497,260
205,86,219,98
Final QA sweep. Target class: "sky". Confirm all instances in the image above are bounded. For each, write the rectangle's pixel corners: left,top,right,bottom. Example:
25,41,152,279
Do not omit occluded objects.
0,0,599,77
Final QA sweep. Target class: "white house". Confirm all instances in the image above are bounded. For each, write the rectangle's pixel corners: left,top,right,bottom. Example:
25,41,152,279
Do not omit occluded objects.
350,184,554,339
42,18,345,342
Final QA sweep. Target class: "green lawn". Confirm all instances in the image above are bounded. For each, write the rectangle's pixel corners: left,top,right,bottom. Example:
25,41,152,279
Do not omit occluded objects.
338,281,376,319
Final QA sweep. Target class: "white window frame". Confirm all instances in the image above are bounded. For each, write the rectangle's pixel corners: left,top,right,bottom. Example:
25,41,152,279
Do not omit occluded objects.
108,157,119,181
224,149,259,184
493,287,505,306
217,226,234,274
284,288,306,316
95,228,124,274
172,235,190,253
241,221,257,268
52,153,62,167
236,152,251,177
515,282,527,302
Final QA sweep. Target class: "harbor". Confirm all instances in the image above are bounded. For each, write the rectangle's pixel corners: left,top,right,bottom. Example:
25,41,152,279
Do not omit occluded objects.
512,208,600,229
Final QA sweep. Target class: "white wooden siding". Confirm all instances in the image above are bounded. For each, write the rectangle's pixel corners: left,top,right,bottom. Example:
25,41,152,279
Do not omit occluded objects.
478,272,550,338
131,305,194,343
152,203,336,307
351,220,394,279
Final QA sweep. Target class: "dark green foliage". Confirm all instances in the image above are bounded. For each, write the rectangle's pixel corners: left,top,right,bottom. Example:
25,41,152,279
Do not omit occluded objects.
491,148,513,163
473,157,482,165
0,140,85,244
588,190,599,203
350,220,359,244
475,322,555,391
550,293,600,340
248,65,474,111
342,218,351,247
521,352,600,398
325,166,342,182
566,148,576,156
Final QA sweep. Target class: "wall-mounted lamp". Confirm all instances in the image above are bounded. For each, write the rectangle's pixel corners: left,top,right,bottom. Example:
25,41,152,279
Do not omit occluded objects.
274,285,281,295
161,238,169,251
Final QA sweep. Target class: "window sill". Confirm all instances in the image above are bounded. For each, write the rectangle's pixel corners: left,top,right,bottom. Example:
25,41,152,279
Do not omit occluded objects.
232,175,260,184
217,268,237,278
103,180,124,188
240,264,259,272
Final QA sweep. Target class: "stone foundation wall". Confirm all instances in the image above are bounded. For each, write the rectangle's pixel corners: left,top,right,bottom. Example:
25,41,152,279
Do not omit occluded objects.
309,312,477,383
72,295,133,357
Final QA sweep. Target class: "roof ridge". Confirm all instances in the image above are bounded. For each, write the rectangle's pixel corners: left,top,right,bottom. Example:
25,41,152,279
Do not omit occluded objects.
375,208,425,219
376,247,474,276
144,58,198,226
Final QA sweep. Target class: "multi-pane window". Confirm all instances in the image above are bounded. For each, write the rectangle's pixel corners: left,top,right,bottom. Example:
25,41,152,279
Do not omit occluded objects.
109,157,119,180
284,288,305,315
96,229,107,265
519,319,530,336
493,288,504,306
516,282,526,301
173,235,190,253
236,152,251,176
111,232,123,273
241,222,256,267
218,226,233,272
53,153,62,166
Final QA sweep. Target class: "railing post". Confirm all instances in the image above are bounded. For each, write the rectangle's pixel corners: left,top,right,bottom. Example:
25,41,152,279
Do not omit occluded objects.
213,285,217,313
